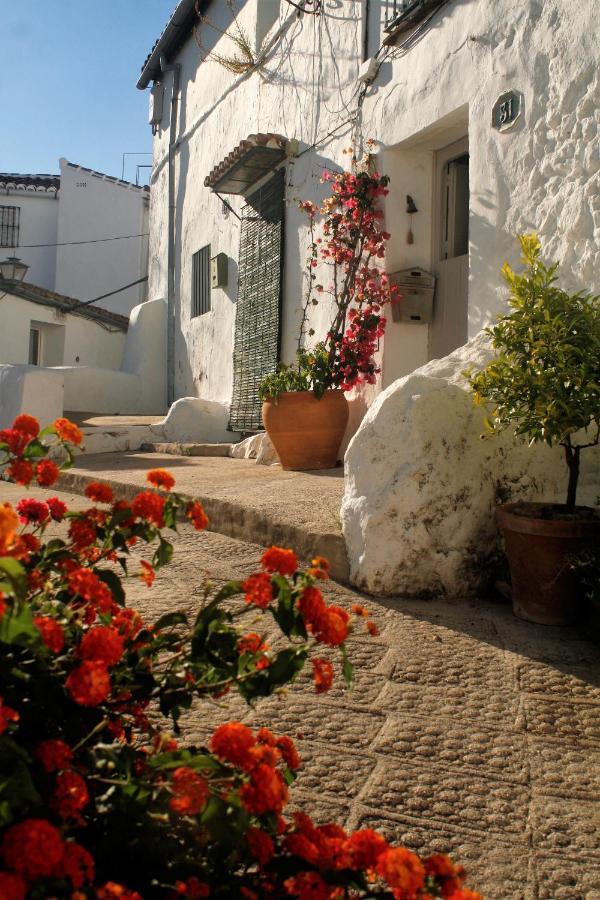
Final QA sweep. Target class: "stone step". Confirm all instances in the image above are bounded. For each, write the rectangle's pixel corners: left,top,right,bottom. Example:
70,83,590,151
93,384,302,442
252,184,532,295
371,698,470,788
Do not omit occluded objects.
140,442,233,458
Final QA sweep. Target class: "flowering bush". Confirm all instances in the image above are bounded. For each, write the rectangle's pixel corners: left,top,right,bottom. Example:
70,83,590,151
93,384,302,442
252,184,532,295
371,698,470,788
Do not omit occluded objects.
259,161,399,401
0,416,480,898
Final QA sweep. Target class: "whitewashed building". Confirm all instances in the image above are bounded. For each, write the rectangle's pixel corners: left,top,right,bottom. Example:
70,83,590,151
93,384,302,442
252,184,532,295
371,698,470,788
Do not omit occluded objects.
0,162,149,318
138,0,599,435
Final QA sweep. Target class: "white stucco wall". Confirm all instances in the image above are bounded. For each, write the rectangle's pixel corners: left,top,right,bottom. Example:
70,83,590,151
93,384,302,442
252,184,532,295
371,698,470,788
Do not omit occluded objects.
0,189,58,290
54,160,149,317
0,292,125,370
145,0,599,424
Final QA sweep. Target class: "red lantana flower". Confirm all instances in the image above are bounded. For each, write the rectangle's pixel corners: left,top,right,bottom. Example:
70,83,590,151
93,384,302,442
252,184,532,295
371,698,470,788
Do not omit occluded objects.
35,459,60,487
240,763,288,815
1,818,64,880
210,722,255,770
57,841,95,888
68,518,97,549
12,414,40,437
84,481,114,504
147,468,175,491
0,871,27,900
0,700,19,734
347,828,388,869
79,626,124,667
242,572,273,609
34,616,65,654
169,767,210,816
52,770,90,818
186,500,209,531
96,883,143,900
132,491,166,527
376,846,426,895
35,739,73,772
6,461,34,485
246,827,275,865
53,417,84,445
261,546,298,576
139,560,155,587
312,658,334,693
15,498,49,525
66,661,111,707
46,496,67,521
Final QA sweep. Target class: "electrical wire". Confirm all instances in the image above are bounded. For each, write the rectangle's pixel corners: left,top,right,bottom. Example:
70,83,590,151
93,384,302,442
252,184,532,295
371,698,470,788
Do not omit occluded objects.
77,276,149,308
15,233,149,249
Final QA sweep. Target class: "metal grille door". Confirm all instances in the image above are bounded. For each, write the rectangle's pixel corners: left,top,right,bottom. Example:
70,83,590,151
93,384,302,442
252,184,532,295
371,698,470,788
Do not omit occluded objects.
229,171,285,432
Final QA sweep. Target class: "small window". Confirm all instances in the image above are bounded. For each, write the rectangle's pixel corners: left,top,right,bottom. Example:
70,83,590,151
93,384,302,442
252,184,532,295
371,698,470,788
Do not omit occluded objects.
0,206,20,248
191,245,211,317
28,327,41,365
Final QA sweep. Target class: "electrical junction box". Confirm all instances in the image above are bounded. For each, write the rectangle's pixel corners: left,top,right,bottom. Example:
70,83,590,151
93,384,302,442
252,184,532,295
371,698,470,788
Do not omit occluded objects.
389,267,435,324
149,83,164,126
211,253,228,288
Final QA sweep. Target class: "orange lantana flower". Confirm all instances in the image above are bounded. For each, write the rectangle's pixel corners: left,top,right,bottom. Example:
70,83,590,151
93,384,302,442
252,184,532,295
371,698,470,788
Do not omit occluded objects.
146,468,175,491
53,417,84,445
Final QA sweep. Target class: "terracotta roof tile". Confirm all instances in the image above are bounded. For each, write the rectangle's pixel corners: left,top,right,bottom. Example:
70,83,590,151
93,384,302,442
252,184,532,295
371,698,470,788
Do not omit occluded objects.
0,173,60,194
3,281,130,331
204,134,291,193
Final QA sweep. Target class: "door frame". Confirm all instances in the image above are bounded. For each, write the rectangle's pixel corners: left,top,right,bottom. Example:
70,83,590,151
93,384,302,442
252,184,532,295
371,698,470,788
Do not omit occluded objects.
431,136,469,269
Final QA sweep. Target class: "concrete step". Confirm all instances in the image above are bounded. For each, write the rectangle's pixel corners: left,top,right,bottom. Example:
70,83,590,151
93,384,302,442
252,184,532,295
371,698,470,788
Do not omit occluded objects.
140,442,233,457
56,453,349,584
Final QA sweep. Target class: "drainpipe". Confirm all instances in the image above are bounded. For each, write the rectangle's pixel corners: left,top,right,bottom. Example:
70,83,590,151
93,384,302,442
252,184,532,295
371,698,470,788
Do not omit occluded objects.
160,53,181,407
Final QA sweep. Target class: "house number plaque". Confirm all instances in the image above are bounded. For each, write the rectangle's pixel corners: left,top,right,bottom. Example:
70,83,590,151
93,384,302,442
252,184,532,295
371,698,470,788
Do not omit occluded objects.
492,91,522,131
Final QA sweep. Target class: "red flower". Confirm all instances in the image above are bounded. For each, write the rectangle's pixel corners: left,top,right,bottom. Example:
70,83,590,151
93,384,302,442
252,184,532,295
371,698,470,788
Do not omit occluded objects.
53,417,83,445
12,414,39,437
132,491,165,527
0,700,19,734
313,606,349,647
238,632,268,654
275,734,300,771
210,722,256,770
96,883,143,900
242,573,274,609
68,568,115,613
347,829,388,869
175,878,210,898
351,603,369,617
139,560,155,587
79,626,124,667
35,739,73,772
66,661,111,706
15,498,49,525
147,468,175,491
68,518,97,549
246,827,275,865
57,841,95,888
169,767,210,816
312,658,334,693
5,461,33,485
112,607,144,640
0,871,27,900
366,620,379,636
186,500,209,531
284,871,340,899
34,616,65,653
376,847,426,895
35,459,60,487
52,770,89,818
308,556,330,580
240,763,288,815
84,481,113,504
0,429,30,457
425,854,467,897
1,818,64,880
261,546,298,576
297,586,326,626
46,496,67,521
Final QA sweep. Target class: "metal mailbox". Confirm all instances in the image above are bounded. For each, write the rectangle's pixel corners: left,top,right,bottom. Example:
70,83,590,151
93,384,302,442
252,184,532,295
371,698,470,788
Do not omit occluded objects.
389,267,436,324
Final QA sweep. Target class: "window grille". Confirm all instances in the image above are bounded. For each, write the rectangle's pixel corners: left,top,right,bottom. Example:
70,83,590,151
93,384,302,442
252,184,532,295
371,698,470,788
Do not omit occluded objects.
229,170,285,432
0,206,20,248
191,244,211,316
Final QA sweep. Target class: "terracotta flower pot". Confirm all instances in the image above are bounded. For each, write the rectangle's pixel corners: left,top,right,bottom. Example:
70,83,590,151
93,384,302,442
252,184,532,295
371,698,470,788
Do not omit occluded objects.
262,390,349,471
496,502,600,626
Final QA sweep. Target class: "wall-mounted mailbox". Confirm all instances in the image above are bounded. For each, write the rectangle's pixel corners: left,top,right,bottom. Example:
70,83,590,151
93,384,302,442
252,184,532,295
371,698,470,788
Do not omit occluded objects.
389,267,435,324
211,253,228,288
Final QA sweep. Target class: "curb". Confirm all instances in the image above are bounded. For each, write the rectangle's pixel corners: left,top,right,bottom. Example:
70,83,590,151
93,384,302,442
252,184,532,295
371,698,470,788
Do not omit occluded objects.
57,470,350,585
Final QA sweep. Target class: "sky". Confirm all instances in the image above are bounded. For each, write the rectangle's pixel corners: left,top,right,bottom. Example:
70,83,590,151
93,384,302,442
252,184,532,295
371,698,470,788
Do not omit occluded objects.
0,0,174,184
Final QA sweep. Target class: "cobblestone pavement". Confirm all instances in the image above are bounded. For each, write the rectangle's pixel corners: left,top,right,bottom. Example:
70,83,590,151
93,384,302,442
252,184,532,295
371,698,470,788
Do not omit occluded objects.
1,483,599,900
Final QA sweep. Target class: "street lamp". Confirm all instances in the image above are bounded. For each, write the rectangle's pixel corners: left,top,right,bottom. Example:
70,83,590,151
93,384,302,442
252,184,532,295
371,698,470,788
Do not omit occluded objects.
0,256,29,282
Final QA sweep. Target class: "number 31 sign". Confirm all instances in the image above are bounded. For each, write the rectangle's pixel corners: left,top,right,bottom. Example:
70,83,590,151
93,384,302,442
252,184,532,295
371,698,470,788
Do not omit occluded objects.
492,90,523,132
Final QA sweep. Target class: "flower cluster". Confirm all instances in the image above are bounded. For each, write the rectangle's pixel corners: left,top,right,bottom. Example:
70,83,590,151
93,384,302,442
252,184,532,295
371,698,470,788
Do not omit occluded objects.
0,416,480,899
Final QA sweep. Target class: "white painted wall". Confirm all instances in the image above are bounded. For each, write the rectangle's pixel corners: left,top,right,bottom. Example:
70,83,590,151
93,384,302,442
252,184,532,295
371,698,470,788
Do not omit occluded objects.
0,291,125,370
145,0,599,428
0,365,64,429
0,189,58,289
55,160,149,316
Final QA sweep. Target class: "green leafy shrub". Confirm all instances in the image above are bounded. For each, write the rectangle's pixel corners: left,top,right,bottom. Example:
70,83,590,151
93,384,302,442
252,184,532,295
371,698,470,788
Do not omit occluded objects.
468,234,600,510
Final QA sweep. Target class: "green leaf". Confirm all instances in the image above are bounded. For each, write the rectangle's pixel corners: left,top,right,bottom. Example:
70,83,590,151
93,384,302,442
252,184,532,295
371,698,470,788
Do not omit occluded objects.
96,568,126,606
152,538,173,569
153,611,188,631
22,439,46,460
0,606,38,647
0,558,27,601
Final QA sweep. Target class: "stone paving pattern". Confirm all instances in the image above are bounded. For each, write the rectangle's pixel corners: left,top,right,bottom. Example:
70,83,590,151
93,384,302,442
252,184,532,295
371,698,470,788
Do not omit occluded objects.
1,483,599,899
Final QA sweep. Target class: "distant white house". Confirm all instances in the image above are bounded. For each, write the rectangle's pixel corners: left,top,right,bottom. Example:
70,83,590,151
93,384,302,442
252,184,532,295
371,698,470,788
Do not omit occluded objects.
0,160,149,317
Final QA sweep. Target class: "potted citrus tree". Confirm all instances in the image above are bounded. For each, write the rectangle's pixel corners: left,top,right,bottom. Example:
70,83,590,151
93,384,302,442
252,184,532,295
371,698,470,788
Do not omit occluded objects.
258,165,398,470
468,234,600,625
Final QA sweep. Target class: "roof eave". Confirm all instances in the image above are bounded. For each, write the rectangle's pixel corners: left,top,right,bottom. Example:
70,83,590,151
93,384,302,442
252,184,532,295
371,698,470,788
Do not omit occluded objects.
137,0,210,89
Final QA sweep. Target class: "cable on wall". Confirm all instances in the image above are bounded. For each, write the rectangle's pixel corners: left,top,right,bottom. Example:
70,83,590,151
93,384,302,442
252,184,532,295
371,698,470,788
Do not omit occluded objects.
15,233,149,249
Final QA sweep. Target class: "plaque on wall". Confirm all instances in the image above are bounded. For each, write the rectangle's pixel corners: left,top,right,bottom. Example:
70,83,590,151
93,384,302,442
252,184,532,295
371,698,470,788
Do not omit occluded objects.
492,91,523,131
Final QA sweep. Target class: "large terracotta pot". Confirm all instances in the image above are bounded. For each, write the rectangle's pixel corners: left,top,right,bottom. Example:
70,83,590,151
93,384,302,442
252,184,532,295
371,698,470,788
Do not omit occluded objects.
496,502,600,625
262,390,349,471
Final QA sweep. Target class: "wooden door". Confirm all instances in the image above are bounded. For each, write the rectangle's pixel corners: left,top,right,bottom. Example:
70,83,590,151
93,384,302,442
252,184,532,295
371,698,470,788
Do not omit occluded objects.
429,138,469,360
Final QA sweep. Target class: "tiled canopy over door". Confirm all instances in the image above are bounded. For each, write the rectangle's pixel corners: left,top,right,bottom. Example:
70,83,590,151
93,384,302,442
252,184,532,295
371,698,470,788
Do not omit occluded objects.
229,170,285,432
